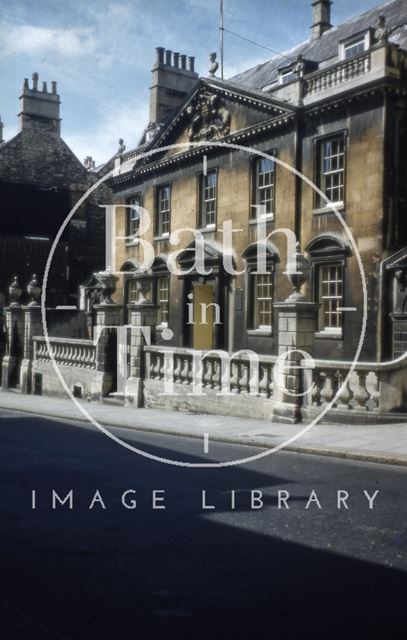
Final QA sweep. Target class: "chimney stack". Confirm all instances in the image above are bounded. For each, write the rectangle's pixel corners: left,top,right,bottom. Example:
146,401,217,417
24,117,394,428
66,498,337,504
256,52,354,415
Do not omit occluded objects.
149,47,199,126
18,72,61,135
311,0,332,39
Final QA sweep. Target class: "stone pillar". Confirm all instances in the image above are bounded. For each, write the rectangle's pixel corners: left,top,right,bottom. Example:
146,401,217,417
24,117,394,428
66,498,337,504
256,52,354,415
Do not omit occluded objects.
272,300,317,424
126,302,158,407
92,303,122,401
1,306,24,389
20,306,43,393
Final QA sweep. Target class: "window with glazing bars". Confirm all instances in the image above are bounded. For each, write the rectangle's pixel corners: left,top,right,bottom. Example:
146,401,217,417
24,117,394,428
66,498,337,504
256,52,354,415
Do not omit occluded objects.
344,39,365,59
251,271,273,329
318,264,343,332
157,276,169,325
127,194,141,240
252,158,275,217
200,170,217,227
126,279,138,305
157,184,171,236
318,136,345,206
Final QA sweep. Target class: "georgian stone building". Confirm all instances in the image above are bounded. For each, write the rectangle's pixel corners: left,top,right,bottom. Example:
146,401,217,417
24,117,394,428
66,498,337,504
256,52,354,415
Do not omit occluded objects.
0,73,110,306
5,0,407,423
111,0,407,365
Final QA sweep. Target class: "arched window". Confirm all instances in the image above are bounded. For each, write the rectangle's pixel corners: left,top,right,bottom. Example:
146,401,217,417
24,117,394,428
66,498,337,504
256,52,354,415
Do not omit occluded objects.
243,241,279,332
306,235,350,337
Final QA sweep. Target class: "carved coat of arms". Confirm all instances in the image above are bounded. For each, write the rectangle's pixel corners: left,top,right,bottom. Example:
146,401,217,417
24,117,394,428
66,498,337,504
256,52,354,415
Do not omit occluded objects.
187,90,231,142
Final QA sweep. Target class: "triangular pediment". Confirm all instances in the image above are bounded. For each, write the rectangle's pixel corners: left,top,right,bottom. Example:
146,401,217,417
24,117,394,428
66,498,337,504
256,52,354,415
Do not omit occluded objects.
147,78,296,161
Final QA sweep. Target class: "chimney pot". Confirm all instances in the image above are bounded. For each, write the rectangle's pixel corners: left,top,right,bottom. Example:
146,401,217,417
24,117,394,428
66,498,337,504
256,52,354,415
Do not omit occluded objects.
42,81,47,93
23,78,29,90
188,56,195,72
32,72,39,91
165,49,172,65
51,81,57,94
173,52,180,68
180,54,187,70
156,46,165,65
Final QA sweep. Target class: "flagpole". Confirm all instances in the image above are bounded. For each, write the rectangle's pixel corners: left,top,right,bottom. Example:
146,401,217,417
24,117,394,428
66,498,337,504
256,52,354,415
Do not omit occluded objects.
220,0,224,79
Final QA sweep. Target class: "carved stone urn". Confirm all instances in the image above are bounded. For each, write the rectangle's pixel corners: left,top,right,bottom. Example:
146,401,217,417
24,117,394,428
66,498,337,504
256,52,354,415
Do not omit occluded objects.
27,274,42,306
9,276,22,307
284,242,310,301
95,268,119,305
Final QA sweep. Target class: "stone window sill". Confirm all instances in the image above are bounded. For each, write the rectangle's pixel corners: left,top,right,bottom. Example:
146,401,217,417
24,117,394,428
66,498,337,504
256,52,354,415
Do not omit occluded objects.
247,328,273,337
198,225,217,234
154,234,170,242
315,330,343,340
249,214,274,225
125,238,140,247
313,203,345,216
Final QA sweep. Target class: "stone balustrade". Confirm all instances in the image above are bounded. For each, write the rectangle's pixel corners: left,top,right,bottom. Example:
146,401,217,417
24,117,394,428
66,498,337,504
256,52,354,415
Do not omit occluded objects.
305,52,371,97
33,336,96,369
144,346,277,398
143,346,407,422
306,362,379,414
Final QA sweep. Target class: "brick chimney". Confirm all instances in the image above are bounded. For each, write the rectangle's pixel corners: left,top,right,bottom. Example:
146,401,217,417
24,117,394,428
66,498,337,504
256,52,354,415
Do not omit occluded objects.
149,47,199,126
18,72,61,135
311,1,332,39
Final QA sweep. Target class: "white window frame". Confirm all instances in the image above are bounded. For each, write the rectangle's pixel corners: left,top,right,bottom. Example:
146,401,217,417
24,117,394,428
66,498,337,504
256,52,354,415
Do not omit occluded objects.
339,31,371,61
126,194,141,245
199,169,217,229
318,135,346,207
157,275,170,327
252,157,275,220
317,263,344,336
156,184,171,237
250,270,274,331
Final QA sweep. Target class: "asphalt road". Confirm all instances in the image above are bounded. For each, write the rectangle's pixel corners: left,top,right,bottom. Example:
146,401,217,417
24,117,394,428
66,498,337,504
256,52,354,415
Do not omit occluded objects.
1,408,407,639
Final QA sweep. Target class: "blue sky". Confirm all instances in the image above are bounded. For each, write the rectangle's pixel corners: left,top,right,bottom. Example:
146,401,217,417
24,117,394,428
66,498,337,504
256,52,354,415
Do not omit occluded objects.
0,0,380,165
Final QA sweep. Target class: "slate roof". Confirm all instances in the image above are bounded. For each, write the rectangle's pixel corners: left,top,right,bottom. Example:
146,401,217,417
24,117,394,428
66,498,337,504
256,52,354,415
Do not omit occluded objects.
230,0,407,91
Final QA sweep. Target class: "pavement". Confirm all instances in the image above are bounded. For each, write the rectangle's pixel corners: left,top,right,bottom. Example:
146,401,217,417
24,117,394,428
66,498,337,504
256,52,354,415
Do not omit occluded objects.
1,389,407,466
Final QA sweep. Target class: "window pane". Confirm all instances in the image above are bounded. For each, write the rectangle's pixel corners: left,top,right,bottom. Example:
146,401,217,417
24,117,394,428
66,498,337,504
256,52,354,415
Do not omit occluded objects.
251,271,273,329
127,194,141,238
318,264,343,332
201,170,217,227
157,185,171,235
253,158,275,217
344,40,365,59
157,276,169,325
319,136,345,205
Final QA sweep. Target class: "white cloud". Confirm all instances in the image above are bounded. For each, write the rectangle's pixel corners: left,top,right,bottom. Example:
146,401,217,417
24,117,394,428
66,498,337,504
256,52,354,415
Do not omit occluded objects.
0,23,97,58
64,101,148,167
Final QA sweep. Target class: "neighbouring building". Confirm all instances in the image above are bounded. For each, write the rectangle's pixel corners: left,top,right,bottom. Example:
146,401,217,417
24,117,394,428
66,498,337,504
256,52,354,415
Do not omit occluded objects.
0,73,111,307
3,0,407,424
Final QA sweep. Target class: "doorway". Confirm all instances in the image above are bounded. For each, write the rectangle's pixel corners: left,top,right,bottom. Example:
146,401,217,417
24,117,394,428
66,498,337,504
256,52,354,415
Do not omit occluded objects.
192,283,216,350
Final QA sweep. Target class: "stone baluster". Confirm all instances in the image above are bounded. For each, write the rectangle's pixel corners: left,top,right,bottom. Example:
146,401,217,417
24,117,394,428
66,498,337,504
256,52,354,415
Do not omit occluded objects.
173,355,182,383
336,371,354,411
320,372,335,406
230,362,239,394
259,366,269,398
354,371,369,411
212,360,221,390
238,363,249,394
180,357,190,384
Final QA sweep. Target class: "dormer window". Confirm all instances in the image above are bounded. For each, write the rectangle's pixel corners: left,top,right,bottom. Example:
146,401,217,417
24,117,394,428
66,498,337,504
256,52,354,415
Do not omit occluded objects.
339,31,372,60
279,68,296,85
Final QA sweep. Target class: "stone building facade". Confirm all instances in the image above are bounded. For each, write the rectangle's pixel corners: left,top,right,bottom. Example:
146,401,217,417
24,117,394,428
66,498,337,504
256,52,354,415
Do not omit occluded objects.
0,73,110,306
3,0,407,424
